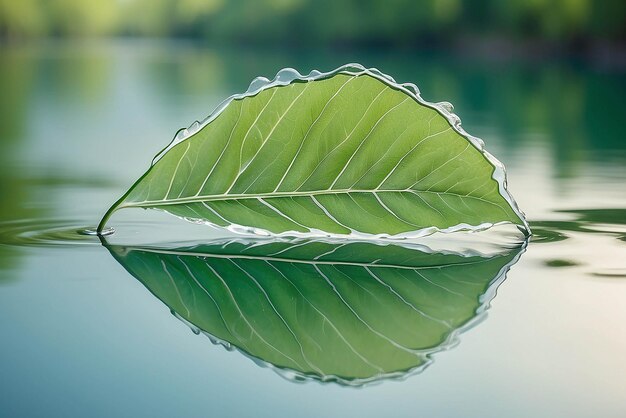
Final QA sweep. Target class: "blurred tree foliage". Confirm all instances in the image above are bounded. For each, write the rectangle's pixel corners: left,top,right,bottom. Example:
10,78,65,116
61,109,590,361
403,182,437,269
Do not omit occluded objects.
1,0,624,44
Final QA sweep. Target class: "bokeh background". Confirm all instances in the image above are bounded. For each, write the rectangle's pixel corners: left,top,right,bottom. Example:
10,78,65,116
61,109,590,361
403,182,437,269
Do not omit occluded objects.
1,3,626,418
1,0,625,49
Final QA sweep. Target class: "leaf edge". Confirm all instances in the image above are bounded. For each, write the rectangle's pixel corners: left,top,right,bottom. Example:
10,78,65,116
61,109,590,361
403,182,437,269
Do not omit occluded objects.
97,63,531,238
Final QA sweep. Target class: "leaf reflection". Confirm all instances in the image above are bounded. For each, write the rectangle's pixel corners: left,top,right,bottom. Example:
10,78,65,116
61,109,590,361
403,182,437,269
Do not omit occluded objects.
105,238,525,386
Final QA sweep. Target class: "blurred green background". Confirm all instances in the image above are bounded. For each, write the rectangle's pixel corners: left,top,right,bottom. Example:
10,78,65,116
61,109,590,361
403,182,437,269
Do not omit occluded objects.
0,3,626,417
1,0,625,49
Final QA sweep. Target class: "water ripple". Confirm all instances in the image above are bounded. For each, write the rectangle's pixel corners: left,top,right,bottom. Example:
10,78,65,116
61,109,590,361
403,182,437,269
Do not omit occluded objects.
0,219,104,247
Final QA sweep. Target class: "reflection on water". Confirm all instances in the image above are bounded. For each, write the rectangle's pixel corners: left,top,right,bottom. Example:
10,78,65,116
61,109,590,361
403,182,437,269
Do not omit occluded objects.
1,42,625,171
0,41,625,416
106,238,525,386
529,208,626,279
0,219,102,248
531,209,626,244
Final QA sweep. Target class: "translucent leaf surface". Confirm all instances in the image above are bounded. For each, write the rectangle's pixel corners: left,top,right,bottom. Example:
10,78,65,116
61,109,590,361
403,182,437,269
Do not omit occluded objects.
99,64,529,238
106,238,525,385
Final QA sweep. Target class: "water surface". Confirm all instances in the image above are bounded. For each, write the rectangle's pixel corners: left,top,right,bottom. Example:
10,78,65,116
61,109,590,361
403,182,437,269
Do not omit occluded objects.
0,41,625,417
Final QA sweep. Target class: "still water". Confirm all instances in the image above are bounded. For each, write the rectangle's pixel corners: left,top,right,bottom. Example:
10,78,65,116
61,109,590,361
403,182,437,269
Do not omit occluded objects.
0,40,625,417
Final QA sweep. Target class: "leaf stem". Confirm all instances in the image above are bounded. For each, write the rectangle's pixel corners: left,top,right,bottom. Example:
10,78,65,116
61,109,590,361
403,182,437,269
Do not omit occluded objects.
97,206,116,234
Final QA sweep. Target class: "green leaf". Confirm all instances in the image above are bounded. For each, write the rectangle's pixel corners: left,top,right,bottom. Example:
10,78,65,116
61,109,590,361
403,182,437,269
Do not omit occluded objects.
98,64,529,238
105,238,525,385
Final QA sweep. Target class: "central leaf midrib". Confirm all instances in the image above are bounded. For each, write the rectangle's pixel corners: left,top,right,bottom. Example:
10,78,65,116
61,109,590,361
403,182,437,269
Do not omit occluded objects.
130,247,489,271
124,188,492,208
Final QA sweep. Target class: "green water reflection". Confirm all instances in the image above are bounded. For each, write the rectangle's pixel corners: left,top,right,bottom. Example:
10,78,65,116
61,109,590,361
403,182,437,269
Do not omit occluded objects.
531,209,626,244
106,238,524,385
1,42,625,168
